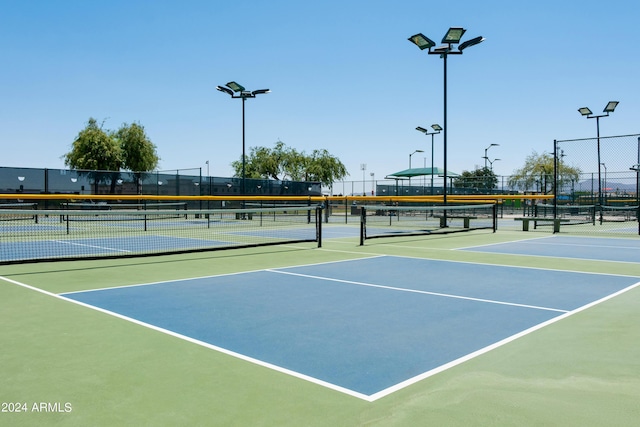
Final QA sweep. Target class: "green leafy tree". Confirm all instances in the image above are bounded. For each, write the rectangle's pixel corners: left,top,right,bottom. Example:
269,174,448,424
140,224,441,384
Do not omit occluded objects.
64,118,122,171
304,149,348,186
453,167,498,192
63,118,123,193
232,141,348,186
508,151,580,194
63,118,160,194
115,122,160,193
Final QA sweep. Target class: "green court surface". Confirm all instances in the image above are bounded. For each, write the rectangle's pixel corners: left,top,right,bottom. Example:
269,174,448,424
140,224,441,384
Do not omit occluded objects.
1,226,639,426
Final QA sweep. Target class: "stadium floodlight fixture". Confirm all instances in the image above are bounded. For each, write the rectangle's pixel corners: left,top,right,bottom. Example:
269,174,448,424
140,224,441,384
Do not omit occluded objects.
442,27,466,44
578,107,592,116
408,27,484,209
459,36,486,51
216,82,270,200
408,33,436,51
577,101,619,215
225,81,245,92
604,101,619,113
216,85,234,96
251,89,271,96
416,124,443,195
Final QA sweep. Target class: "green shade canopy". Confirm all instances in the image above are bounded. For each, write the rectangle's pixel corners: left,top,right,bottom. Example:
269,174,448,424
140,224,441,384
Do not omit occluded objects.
386,167,460,178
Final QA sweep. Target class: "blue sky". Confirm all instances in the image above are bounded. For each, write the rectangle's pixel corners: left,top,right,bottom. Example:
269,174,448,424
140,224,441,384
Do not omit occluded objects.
1,0,638,184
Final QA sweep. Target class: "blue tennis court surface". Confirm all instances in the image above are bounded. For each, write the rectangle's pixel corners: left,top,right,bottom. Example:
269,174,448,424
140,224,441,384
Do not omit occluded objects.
0,236,232,261
460,235,640,263
60,256,639,400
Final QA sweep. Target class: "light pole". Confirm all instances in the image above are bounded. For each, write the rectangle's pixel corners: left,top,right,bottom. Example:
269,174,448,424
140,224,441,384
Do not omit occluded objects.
630,164,640,206
409,149,424,169
409,28,484,207
360,164,367,196
216,82,270,198
486,158,500,170
416,124,442,195
578,101,618,212
409,149,424,186
370,172,375,195
483,143,499,169
600,162,607,203
632,136,640,208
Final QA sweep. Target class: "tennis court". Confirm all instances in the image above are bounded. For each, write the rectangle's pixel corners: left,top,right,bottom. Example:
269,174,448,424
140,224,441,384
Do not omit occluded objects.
2,213,640,425
58,255,638,401
460,235,640,263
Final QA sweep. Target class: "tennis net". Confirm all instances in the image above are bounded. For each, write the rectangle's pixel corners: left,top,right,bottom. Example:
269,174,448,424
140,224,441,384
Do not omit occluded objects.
535,204,639,225
0,205,322,264
0,202,38,222
535,204,596,225
359,203,497,244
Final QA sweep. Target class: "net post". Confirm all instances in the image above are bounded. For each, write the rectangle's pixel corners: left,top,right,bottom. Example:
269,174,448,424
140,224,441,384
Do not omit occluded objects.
553,139,558,220
359,205,366,246
316,205,322,248
493,203,497,232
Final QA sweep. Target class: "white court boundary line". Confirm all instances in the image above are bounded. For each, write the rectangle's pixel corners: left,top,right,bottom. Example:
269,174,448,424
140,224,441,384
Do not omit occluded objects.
51,239,132,253
0,275,371,401
457,235,640,265
266,269,568,313
367,279,640,401
3,265,639,402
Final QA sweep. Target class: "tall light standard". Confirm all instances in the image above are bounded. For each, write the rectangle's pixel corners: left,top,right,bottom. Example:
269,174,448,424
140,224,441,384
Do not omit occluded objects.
632,136,640,208
416,124,442,195
360,164,367,196
600,162,607,203
216,82,270,197
578,101,618,211
483,143,499,169
486,158,500,170
409,149,424,186
409,149,424,169
409,28,484,207
630,164,640,207
370,172,375,195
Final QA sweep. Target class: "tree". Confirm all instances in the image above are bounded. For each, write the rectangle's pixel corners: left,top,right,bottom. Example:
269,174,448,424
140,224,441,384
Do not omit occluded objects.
508,151,580,194
64,118,122,171
63,118,160,194
453,167,498,192
64,118,123,193
115,122,160,193
231,141,348,186
304,149,349,186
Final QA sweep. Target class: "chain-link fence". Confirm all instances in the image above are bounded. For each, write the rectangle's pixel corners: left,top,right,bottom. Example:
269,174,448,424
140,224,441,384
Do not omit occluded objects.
555,134,640,206
553,134,640,235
